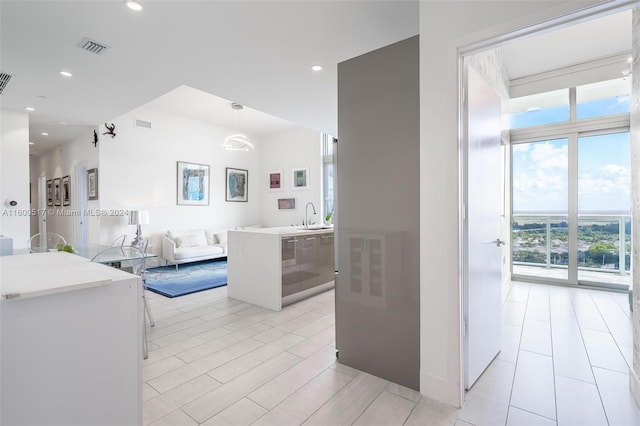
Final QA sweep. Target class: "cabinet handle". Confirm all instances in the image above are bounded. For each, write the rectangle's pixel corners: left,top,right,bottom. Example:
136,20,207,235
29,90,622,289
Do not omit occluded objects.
321,236,333,239
305,237,316,241
285,239,297,243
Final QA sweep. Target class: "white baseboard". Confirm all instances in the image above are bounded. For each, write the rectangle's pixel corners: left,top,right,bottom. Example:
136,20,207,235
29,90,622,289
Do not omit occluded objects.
420,372,462,408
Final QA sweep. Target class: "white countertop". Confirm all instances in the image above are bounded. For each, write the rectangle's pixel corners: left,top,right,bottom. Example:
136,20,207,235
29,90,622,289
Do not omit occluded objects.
230,226,334,237
0,252,121,300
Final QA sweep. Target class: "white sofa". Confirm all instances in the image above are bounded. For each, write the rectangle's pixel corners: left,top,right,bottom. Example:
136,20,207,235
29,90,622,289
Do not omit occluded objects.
162,228,229,269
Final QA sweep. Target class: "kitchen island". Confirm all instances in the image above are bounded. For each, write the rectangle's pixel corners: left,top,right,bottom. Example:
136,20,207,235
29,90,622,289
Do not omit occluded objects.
227,226,334,311
0,252,142,426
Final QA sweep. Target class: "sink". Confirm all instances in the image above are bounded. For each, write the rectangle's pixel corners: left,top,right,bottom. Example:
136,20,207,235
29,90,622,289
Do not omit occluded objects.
303,225,333,230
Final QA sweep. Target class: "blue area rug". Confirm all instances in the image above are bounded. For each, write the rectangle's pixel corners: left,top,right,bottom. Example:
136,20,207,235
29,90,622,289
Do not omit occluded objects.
145,259,227,298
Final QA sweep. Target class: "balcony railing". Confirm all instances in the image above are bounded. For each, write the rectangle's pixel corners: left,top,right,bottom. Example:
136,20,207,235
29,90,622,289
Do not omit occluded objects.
512,214,631,285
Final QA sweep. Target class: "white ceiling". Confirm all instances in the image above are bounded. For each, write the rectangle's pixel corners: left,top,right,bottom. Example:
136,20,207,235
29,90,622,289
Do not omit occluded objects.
143,85,296,137
0,2,633,157
0,0,419,155
501,9,631,80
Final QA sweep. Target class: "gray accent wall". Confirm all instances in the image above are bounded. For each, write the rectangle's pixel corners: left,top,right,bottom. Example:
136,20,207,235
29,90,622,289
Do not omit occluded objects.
336,36,420,390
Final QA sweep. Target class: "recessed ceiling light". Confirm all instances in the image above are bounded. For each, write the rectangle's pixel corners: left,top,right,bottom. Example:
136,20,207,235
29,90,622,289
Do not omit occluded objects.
29,142,35,145
311,65,323,72
41,132,49,136
25,107,35,112
126,0,143,11
60,70,73,77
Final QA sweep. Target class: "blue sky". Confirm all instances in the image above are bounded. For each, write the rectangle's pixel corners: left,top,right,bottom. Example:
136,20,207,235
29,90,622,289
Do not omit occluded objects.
511,96,630,214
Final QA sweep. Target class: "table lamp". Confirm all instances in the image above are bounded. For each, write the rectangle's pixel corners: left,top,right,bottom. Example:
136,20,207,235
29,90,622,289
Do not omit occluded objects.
129,210,149,249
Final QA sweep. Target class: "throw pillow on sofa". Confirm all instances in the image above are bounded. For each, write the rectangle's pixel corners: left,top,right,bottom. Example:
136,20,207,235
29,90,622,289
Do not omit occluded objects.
215,231,228,245
174,234,202,248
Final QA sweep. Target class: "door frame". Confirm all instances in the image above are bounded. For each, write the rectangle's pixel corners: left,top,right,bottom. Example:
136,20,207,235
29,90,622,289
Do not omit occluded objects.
457,0,637,402
73,161,88,248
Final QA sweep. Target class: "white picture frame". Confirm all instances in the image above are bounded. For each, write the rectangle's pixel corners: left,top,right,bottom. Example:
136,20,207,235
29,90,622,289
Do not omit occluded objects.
291,167,309,191
177,161,210,206
268,170,283,192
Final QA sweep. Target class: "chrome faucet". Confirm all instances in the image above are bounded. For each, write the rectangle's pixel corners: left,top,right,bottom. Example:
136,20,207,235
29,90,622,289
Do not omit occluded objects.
305,202,316,229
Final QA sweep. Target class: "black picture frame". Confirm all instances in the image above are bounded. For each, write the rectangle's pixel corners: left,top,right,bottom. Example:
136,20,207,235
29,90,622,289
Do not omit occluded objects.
87,168,98,201
53,178,61,206
225,167,248,202
62,175,71,206
46,179,53,206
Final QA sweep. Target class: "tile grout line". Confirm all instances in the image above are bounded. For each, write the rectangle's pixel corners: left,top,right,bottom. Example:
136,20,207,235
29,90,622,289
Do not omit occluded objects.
548,285,559,424
504,282,530,426
571,289,610,425
346,383,390,426
587,289,633,370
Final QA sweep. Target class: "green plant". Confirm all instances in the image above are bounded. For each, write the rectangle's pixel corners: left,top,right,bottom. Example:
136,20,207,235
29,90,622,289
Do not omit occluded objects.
57,244,74,253
325,211,333,223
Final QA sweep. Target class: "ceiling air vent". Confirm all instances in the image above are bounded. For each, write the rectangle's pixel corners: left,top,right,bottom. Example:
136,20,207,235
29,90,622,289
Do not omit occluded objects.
135,119,152,129
76,37,110,55
0,72,13,95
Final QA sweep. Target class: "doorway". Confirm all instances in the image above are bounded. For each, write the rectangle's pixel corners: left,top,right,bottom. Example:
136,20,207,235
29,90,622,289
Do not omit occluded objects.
461,1,636,413
73,162,88,248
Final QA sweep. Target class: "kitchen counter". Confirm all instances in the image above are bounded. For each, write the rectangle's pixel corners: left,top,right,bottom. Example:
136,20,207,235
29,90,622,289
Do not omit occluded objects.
1,252,113,299
234,225,334,237
228,227,334,311
0,251,142,425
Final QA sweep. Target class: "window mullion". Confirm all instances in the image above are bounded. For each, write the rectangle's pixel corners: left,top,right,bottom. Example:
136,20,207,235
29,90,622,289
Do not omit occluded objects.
568,132,579,285
569,86,577,122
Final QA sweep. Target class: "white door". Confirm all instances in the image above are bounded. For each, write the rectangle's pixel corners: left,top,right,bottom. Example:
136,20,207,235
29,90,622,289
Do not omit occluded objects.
37,175,47,235
74,163,88,247
464,65,503,389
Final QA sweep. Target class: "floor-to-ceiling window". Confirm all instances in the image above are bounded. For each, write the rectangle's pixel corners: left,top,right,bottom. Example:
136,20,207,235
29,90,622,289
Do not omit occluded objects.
509,77,631,290
321,133,335,221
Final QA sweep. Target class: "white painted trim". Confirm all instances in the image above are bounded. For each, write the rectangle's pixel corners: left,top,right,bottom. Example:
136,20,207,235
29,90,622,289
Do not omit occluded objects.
510,51,632,97
510,112,630,142
420,372,462,407
456,1,638,56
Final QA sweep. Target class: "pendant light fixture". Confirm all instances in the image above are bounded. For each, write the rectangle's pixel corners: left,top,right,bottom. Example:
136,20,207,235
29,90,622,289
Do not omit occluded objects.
125,0,143,11
222,103,254,151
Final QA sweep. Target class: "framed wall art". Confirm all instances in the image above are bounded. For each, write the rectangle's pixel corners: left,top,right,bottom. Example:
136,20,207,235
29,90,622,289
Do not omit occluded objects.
268,170,283,192
292,167,309,190
278,198,296,210
61,175,71,206
177,161,210,206
46,179,53,206
87,168,99,201
53,178,61,206
226,167,248,202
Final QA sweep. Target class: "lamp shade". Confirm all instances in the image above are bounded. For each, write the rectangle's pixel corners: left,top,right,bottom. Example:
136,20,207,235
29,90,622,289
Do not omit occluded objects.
128,210,149,225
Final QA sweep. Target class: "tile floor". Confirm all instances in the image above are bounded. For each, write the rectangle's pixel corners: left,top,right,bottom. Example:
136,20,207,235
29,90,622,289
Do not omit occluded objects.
142,281,640,425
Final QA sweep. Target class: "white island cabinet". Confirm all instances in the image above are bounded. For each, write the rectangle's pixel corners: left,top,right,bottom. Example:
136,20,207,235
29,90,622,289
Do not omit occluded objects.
228,227,334,311
0,252,142,426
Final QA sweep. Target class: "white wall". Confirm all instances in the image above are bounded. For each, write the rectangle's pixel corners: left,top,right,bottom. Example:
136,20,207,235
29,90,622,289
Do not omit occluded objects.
97,107,262,252
29,132,99,246
0,109,30,249
630,5,640,408
259,127,322,228
419,0,607,406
